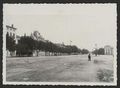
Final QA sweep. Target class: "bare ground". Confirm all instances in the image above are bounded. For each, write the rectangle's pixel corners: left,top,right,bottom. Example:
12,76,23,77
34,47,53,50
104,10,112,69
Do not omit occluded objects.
6,55,114,82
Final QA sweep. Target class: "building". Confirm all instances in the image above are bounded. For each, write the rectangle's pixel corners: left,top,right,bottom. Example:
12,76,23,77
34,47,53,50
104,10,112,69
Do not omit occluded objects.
104,45,113,55
31,31,46,42
6,24,20,56
6,24,17,43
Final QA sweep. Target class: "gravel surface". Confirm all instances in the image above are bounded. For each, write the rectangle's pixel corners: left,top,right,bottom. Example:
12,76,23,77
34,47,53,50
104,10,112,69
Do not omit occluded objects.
6,55,114,82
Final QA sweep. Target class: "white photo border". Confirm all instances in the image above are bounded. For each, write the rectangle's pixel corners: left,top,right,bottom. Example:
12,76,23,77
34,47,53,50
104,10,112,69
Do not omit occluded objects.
2,3,117,86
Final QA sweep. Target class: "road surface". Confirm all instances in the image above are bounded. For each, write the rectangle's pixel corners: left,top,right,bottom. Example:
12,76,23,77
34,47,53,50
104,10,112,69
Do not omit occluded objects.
6,55,114,82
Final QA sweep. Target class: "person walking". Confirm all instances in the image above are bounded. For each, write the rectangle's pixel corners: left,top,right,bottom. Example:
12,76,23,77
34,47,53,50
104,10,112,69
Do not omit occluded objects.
88,53,91,61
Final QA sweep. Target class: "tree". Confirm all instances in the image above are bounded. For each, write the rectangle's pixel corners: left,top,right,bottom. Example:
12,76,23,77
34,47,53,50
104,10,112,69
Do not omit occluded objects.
78,49,82,54
31,31,46,56
71,45,79,54
97,48,104,55
81,49,89,54
92,49,98,56
34,40,39,56
92,48,104,55
6,33,16,55
16,36,35,56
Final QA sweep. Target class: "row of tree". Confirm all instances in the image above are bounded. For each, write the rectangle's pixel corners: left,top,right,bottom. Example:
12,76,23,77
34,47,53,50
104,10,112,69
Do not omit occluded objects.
92,48,105,55
6,32,89,57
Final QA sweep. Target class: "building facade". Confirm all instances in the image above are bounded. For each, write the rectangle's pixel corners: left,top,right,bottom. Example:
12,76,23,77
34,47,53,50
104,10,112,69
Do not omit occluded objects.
31,31,46,42
6,24,17,43
104,45,113,55
6,24,19,57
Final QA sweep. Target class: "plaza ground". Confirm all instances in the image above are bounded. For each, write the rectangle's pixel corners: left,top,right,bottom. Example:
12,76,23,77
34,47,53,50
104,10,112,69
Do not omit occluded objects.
6,55,114,82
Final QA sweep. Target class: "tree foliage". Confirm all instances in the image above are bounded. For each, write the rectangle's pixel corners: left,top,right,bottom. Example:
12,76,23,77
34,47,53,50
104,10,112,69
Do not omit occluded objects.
6,33,16,52
81,49,89,54
16,36,35,56
92,48,104,55
15,31,90,56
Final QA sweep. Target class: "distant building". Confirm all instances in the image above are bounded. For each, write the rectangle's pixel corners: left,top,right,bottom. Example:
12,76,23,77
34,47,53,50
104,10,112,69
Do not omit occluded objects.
104,45,113,55
6,24,17,43
31,31,46,42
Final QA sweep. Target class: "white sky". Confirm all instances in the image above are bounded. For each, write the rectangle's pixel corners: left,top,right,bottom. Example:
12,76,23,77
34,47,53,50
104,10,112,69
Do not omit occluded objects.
3,4,117,51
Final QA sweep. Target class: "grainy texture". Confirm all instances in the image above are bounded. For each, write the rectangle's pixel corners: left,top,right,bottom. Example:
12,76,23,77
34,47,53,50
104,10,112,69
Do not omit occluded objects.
6,55,114,82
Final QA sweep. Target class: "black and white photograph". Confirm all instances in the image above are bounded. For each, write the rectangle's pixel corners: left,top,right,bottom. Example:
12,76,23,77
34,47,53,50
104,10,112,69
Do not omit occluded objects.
3,4,117,85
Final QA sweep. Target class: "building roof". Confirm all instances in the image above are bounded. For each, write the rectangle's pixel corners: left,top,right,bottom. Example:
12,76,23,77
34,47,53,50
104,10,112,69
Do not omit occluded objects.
104,45,113,49
31,31,46,42
6,24,17,31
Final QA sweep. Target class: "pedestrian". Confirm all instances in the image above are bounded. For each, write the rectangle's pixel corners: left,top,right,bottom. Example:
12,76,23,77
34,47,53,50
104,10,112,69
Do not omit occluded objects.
88,53,91,61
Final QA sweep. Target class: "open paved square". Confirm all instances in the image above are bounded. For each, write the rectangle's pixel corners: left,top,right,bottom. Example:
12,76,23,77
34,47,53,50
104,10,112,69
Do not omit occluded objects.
6,55,114,82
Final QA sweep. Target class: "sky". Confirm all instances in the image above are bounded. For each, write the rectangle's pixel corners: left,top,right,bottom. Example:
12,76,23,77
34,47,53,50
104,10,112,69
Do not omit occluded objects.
3,4,117,51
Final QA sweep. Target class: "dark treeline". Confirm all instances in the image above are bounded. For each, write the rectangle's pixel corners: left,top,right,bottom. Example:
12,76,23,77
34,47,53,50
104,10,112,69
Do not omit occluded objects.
92,48,104,56
6,33,16,53
6,32,89,57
